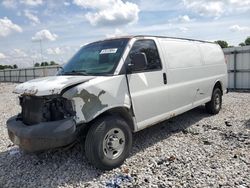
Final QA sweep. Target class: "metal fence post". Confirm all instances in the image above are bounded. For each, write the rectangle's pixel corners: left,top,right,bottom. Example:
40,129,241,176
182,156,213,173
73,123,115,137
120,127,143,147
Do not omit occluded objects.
3,70,6,82
33,68,36,79
233,51,237,90
43,67,45,77
24,69,27,81
18,69,21,82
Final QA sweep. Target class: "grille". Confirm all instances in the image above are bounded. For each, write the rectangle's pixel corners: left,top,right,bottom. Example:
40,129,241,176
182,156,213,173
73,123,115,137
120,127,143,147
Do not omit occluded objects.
21,96,45,125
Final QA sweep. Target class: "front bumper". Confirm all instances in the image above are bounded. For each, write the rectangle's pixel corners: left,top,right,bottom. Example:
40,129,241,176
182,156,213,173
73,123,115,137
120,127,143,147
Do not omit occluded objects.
7,116,77,152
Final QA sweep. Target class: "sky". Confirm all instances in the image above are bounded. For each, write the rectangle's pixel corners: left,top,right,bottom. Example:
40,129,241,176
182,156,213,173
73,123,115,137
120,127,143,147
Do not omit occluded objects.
0,0,250,68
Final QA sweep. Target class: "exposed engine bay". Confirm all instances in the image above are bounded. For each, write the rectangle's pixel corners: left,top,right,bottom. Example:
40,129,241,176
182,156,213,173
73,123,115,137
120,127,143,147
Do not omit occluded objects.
18,95,75,125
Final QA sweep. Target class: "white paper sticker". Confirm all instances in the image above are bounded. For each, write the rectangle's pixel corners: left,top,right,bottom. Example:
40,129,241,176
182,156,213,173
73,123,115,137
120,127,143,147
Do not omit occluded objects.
100,48,118,54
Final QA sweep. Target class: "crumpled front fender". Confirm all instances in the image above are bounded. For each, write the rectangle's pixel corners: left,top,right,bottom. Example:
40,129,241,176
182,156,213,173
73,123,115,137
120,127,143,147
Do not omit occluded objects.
62,76,131,124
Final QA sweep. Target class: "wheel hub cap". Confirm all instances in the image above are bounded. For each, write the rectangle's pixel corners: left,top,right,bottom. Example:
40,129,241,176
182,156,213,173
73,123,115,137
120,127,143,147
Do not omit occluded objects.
103,128,125,160
108,137,120,149
215,94,220,109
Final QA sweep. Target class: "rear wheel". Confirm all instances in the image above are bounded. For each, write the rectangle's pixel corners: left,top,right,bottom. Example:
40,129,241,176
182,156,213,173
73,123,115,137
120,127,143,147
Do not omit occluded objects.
205,88,222,114
84,115,132,170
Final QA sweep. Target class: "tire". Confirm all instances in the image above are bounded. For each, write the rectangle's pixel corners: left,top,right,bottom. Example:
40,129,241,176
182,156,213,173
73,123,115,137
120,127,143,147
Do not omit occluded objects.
84,115,132,170
205,88,222,114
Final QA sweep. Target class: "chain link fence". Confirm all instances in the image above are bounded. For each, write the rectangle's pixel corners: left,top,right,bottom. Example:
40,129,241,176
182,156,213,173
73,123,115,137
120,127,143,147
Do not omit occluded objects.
0,66,60,82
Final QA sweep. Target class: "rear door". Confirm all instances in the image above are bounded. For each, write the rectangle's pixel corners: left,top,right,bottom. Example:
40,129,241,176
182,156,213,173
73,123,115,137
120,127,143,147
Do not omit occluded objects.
126,39,169,130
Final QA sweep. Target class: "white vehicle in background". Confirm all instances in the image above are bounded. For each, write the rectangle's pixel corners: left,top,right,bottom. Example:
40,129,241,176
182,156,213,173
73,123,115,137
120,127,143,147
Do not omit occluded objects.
7,36,228,170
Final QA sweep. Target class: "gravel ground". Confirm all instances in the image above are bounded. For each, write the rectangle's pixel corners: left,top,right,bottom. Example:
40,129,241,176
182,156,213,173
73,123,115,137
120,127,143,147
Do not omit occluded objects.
0,82,249,188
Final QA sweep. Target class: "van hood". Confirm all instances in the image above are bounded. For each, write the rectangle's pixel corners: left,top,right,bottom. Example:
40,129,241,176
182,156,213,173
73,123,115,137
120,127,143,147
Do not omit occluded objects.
14,76,95,96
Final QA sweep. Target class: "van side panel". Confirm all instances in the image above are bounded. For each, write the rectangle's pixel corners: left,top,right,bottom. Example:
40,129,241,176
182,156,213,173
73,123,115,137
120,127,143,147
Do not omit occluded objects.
167,40,202,69
201,43,225,65
160,39,210,112
199,43,228,96
134,38,227,131
135,39,209,130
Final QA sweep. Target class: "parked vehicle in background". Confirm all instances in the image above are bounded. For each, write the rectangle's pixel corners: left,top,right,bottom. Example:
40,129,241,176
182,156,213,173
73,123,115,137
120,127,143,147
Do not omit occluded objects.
7,36,228,170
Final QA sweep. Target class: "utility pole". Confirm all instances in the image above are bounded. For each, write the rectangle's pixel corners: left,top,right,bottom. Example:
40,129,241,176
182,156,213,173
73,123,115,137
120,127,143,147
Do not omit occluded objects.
39,39,43,63
32,38,44,64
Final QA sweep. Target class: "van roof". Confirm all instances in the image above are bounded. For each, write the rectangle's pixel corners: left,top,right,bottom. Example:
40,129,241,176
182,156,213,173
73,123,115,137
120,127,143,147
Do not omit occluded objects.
135,35,215,44
102,35,215,44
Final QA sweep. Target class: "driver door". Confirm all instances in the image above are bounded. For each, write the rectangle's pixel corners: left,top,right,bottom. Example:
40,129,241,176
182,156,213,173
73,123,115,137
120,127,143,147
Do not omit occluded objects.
126,39,169,130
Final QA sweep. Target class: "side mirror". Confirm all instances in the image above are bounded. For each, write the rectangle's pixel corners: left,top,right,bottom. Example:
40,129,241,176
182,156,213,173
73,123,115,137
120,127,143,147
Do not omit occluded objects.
127,53,148,73
57,66,64,75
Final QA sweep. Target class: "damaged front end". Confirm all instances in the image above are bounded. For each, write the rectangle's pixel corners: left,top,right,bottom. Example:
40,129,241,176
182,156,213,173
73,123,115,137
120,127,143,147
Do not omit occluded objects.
7,95,77,152
6,75,97,152
19,95,75,125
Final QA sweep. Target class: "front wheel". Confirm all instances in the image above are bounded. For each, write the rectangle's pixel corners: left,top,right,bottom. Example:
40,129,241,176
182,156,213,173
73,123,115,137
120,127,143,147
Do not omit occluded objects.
205,88,222,114
84,115,132,170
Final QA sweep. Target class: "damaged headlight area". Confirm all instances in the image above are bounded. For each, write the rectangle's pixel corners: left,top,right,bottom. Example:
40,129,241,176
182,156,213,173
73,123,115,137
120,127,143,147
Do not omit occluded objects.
18,95,76,125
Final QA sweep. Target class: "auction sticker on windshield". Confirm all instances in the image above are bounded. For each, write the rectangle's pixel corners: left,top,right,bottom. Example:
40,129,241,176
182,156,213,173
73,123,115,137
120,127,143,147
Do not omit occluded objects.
100,48,118,54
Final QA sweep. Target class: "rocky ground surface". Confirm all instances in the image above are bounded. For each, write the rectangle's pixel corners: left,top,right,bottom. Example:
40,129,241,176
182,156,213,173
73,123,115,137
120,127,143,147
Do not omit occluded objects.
0,83,249,188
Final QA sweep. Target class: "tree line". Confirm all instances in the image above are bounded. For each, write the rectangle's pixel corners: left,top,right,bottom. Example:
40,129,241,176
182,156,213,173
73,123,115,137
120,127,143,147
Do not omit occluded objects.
34,61,58,67
0,61,58,70
215,36,250,49
0,64,18,70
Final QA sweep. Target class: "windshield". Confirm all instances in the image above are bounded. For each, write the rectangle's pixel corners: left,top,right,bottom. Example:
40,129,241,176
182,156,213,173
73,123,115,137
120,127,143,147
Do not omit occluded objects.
60,38,129,76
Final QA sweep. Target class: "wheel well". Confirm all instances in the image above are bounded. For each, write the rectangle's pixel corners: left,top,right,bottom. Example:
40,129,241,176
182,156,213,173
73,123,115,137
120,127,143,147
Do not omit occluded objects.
94,107,136,132
214,81,223,95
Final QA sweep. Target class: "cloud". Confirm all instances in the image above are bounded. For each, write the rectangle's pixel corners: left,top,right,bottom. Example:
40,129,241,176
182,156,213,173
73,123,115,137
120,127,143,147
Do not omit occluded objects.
178,15,192,23
183,0,224,17
64,1,70,6
21,0,43,6
137,0,182,12
228,0,250,12
229,0,250,7
47,47,62,55
2,0,17,9
0,52,7,59
178,27,189,33
105,28,128,38
73,0,115,9
32,29,58,41
3,0,43,8
46,46,77,56
183,0,250,18
30,53,46,60
24,10,40,24
11,49,28,57
0,17,23,37
73,0,140,26
169,15,193,23
229,25,250,32
0,48,28,61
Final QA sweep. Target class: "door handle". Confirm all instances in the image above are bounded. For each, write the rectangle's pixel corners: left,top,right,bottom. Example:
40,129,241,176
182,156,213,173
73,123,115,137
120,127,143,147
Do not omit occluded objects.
163,73,167,84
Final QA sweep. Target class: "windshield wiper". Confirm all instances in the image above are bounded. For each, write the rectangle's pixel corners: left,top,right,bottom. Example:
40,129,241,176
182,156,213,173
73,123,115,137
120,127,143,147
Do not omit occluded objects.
63,70,89,76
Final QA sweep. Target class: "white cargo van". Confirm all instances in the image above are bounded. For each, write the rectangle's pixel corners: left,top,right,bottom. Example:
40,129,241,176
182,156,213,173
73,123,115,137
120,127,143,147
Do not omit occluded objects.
7,36,228,170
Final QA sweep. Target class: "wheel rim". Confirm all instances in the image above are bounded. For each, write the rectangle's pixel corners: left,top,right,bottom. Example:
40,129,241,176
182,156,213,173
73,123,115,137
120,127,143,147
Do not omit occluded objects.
103,128,125,160
215,93,221,110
